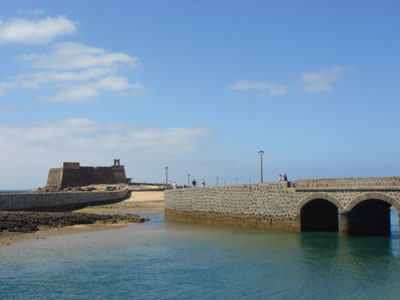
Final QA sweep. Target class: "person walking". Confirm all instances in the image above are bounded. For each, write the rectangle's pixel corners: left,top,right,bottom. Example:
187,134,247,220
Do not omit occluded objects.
201,179,205,187
192,179,197,187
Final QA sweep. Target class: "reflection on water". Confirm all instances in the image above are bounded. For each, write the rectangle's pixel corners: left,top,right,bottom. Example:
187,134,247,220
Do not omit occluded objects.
0,211,400,300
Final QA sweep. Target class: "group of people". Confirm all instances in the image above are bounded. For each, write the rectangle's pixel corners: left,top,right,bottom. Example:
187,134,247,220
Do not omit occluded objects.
278,173,288,182
190,179,206,187
172,179,205,189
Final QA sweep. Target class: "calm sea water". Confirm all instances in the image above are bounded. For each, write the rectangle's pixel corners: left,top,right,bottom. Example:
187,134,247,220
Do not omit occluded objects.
1,211,400,300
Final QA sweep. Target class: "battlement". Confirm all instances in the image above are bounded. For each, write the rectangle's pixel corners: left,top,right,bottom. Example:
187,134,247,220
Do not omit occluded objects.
46,160,127,191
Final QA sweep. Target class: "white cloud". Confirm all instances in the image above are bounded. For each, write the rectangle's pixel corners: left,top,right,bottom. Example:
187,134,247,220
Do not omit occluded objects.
0,16,76,44
227,80,288,97
228,67,352,98
40,76,146,102
0,82,14,95
297,67,351,92
21,42,137,70
0,118,214,159
2,42,145,101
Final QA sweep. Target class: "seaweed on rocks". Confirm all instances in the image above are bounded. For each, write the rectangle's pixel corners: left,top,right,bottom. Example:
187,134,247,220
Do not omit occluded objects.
0,211,149,233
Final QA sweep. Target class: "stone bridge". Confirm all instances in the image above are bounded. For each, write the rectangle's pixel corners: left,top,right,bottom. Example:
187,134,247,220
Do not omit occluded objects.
164,177,400,236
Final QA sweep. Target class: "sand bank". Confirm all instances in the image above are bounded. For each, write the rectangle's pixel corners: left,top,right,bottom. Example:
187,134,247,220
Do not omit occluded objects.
74,191,164,213
0,191,164,247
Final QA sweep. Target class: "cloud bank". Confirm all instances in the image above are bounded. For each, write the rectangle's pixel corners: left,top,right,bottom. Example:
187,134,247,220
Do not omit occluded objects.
0,16,146,101
0,118,214,158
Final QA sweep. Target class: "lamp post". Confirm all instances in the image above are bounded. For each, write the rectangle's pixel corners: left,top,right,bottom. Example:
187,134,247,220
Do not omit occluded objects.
236,178,238,185
165,167,168,188
258,150,264,183
187,174,190,187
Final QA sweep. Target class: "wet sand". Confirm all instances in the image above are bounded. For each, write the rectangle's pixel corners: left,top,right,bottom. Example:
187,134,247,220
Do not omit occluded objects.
0,191,164,246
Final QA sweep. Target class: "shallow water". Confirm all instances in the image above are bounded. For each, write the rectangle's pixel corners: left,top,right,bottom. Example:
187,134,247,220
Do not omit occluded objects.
1,211,400,300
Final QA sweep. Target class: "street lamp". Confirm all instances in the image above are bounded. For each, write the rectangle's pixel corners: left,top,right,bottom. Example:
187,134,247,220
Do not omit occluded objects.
258,150,264,183
187,174,190,187
165,167,169,188
216,176,219,187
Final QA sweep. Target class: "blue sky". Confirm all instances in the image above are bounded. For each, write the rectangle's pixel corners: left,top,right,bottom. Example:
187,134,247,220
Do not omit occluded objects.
0,1,399,189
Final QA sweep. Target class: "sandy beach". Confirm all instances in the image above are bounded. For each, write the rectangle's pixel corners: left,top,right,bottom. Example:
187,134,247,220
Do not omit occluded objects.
0,191,164,246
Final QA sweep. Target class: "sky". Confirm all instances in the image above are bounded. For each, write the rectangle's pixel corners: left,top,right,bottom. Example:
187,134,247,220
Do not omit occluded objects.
0,1,399,189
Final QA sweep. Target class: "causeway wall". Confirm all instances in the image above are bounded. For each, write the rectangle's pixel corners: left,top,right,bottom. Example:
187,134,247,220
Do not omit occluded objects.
164,177,400,232
0,187,129,211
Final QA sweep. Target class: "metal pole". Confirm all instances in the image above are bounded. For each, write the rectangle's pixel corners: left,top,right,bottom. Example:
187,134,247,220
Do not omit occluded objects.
165,167,168,188
258,150,264,183
216,176,219,187
236,178,238,185
187,174,190,187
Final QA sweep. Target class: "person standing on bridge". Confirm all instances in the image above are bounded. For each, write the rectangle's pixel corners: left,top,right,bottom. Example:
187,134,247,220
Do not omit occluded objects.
201,179,205,187
283,173,287,182
192,179,197,187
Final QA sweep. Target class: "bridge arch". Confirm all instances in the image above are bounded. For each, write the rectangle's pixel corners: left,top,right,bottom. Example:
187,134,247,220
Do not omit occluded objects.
346,192,400,212
297,193,343,213
298,193,341,232
344,192,399,236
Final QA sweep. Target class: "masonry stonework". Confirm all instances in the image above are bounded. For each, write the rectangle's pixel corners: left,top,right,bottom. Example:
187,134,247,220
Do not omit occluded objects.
0,187,129,211
165,177,400,235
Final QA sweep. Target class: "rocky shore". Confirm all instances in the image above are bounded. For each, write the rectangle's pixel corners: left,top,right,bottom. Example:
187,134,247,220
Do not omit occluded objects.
0,211,149,233
0,190,163,246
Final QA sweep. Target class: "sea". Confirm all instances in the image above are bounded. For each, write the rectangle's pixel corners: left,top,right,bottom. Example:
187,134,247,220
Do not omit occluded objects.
1,210,400,300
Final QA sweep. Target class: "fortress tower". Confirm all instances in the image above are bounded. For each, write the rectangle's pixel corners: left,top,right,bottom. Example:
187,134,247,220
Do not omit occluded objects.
46,159,127,191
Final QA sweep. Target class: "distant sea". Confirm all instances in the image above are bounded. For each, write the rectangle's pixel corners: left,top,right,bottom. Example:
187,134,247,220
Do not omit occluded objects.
0,190,28,193
1,211,400,299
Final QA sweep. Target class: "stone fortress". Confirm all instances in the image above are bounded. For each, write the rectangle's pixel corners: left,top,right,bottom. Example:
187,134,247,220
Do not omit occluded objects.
165,177,400,236
0,159,130,211
46,159,128,191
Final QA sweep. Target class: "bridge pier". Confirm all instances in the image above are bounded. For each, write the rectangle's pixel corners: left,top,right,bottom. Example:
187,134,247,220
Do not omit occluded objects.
339,211,350,237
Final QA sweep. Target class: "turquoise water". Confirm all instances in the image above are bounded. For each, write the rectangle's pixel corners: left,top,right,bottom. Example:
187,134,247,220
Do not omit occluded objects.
1,211,400,300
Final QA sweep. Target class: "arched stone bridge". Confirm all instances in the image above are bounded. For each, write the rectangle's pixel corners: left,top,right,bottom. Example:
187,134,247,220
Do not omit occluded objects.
165,177,400,236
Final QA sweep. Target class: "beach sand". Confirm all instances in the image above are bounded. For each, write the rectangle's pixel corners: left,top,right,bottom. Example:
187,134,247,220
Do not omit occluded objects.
0,191,164,247
74,190,164,213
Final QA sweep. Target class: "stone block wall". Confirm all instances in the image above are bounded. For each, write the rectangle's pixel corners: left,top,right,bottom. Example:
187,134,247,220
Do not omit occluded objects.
165,177,400,232
0,187,129,211
165,182,300,231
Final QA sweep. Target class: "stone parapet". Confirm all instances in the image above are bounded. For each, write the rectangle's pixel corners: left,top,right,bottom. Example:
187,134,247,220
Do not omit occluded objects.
293,177,400,189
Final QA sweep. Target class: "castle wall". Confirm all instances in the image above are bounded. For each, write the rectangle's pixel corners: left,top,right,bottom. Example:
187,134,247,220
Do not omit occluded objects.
46,168,63,187
46,163,127,190
60,166,126,187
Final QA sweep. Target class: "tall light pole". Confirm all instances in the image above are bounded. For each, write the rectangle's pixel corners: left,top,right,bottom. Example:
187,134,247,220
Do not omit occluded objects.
236,178,238,185
165,167,169,188
216,176,219,187
187,174,190,187
258,150,264,183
